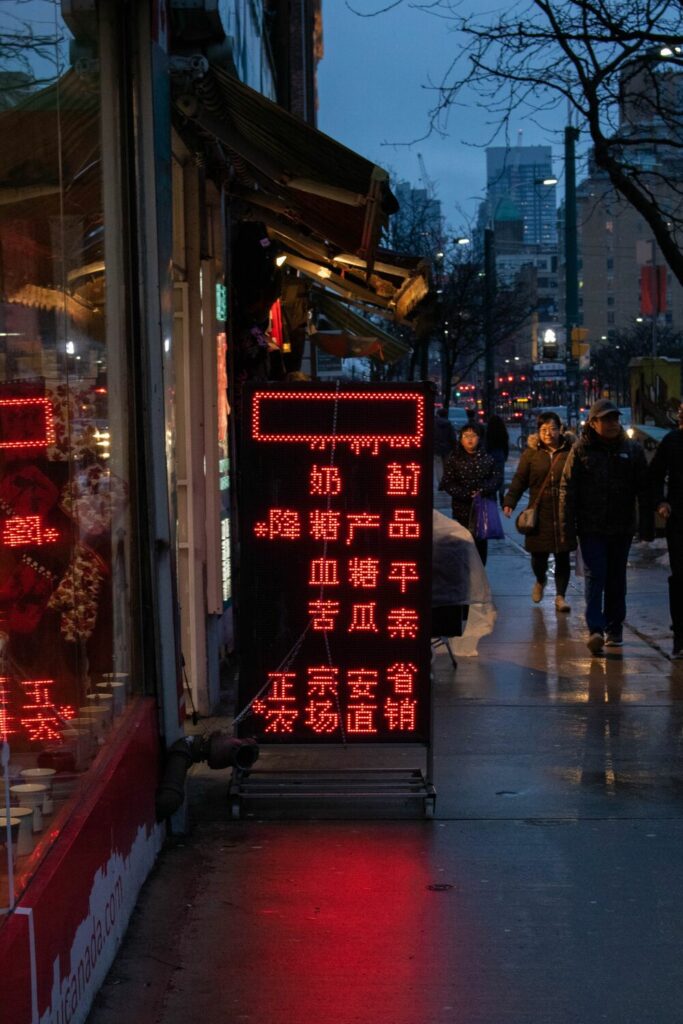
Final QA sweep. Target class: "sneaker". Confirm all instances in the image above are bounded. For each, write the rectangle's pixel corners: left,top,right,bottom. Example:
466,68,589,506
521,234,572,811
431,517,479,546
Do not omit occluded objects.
532,581,545,603
604,633,624,647
555,595,571,613
587,632,605,655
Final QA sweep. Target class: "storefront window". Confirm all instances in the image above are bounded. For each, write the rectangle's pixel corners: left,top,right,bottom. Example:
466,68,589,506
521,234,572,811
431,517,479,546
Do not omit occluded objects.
0,3,135,908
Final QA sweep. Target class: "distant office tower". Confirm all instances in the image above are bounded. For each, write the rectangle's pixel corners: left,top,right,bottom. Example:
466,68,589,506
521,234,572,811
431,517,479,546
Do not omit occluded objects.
390,181,444,256
486,145,557,247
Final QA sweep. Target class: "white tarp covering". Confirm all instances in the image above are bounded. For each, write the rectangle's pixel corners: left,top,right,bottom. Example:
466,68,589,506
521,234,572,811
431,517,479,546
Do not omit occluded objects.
432,510,497,656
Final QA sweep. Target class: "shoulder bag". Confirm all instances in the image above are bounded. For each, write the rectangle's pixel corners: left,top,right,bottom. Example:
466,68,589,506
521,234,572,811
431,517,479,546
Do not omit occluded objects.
515,459,554,536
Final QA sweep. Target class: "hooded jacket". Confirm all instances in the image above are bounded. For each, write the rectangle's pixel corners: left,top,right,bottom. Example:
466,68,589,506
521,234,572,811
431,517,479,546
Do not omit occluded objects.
504,432,576,553
559,424,653,540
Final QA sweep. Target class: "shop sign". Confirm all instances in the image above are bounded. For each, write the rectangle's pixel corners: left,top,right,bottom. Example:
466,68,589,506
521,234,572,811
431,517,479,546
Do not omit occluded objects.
238,383,433,743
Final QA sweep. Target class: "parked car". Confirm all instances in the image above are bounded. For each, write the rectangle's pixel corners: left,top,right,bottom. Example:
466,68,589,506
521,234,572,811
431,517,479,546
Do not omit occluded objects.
447,407,470,430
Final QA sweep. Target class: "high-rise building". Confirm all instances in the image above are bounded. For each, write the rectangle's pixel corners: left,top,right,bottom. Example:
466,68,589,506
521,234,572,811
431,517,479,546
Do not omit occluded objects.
486,144,557,247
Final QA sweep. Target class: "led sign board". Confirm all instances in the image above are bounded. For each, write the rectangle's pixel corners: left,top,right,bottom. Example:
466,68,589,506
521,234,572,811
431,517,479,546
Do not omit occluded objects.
238,383,433,743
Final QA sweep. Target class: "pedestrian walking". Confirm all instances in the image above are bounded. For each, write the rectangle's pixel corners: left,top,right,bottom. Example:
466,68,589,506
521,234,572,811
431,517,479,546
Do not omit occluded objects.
440,423,502,566
559,398,653,656
433,407,457,485
485,414,510,507
648,401,683,658
502,411,576,612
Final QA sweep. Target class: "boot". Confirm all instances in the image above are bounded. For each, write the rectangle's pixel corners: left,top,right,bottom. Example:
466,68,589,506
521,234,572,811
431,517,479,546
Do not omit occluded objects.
668,575,683,658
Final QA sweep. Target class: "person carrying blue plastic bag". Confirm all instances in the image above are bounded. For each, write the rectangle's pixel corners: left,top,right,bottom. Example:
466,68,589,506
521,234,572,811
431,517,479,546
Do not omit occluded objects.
440,423,502,565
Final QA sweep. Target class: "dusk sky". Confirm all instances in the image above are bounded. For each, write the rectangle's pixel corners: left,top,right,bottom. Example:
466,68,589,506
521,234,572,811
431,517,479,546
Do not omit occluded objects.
317,1,564,236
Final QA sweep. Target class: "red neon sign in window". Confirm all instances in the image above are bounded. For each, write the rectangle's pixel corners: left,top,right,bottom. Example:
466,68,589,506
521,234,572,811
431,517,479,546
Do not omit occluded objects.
0,397,55,450
348,602,379,633
307,666,339,697
251,699,298,733
1,515,59,547
0,677,18,739
20,678,62,743
384,697,417,731
305,700,340,734
309,510,341,542
387,608,419,639
346,513,380,546
346,703,378,734
308,600,340,630
347,669,378,699
387,662,418,695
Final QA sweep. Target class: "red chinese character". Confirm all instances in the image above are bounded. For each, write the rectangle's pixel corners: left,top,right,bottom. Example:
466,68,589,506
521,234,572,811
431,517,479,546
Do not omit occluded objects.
305,700,340,734
267,672,297,701
348,602,379,633
20,678,61,742
253,509,301,540
386,462,422,497
310,465,342,496
252,700,298,733
388,509,420,539
348,557,380,589
347,669,378,699
346,703,378,734
308,600,340,630
384,698,417,731
309,558,339,586
2,515,59,547
0,677,18,738
307,665,339,697
386,661,418,695
387,561,419,593
387,608,419,639
309,510,341,542
345,513,380,546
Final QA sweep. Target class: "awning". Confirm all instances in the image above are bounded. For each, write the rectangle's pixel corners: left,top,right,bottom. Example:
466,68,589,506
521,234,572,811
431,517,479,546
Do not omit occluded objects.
312,290,411,365
174,65,397,267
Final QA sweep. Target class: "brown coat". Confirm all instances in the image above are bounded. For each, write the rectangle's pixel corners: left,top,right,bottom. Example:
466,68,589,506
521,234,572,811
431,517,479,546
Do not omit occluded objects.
504,434,577,553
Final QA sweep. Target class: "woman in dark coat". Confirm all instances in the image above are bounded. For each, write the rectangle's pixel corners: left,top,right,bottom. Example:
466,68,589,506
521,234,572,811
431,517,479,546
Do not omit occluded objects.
502,412,576,610
441,424,501,565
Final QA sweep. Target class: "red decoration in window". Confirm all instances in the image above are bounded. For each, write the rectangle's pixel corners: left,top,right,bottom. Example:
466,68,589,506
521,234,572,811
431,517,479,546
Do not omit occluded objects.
387,561,419,594
346,513,380,546
384,697,417,731
0,677,18,739
348,557,380,589
348,603,379,633
20,678,62,743
309,558,339,586
387,662,418,695
0,465,59,517
346,703,378,734
387,608,419,639
388,509,420,539
1,515,59,547
305,700,340,734
386,462,422,497
309,510,341,542
347,669,378,699
310,465,342,496
253,509,301,540
307,666,339,697
0,397,55,450
308,600,340,630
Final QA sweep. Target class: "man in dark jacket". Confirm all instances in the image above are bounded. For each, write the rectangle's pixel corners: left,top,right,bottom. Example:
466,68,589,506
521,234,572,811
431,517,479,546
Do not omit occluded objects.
559,399,653,655
649,401,683,658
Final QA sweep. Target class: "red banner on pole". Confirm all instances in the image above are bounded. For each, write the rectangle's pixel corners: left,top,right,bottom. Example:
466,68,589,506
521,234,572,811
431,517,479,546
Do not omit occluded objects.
640,265,667,315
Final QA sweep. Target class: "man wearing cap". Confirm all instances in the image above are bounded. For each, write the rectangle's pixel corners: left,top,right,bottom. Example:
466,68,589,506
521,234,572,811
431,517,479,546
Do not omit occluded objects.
559,399,653,655
648,401,683,658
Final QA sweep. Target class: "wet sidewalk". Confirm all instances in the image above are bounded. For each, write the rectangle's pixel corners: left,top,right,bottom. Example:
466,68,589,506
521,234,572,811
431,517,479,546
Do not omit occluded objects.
88,533,683,1024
